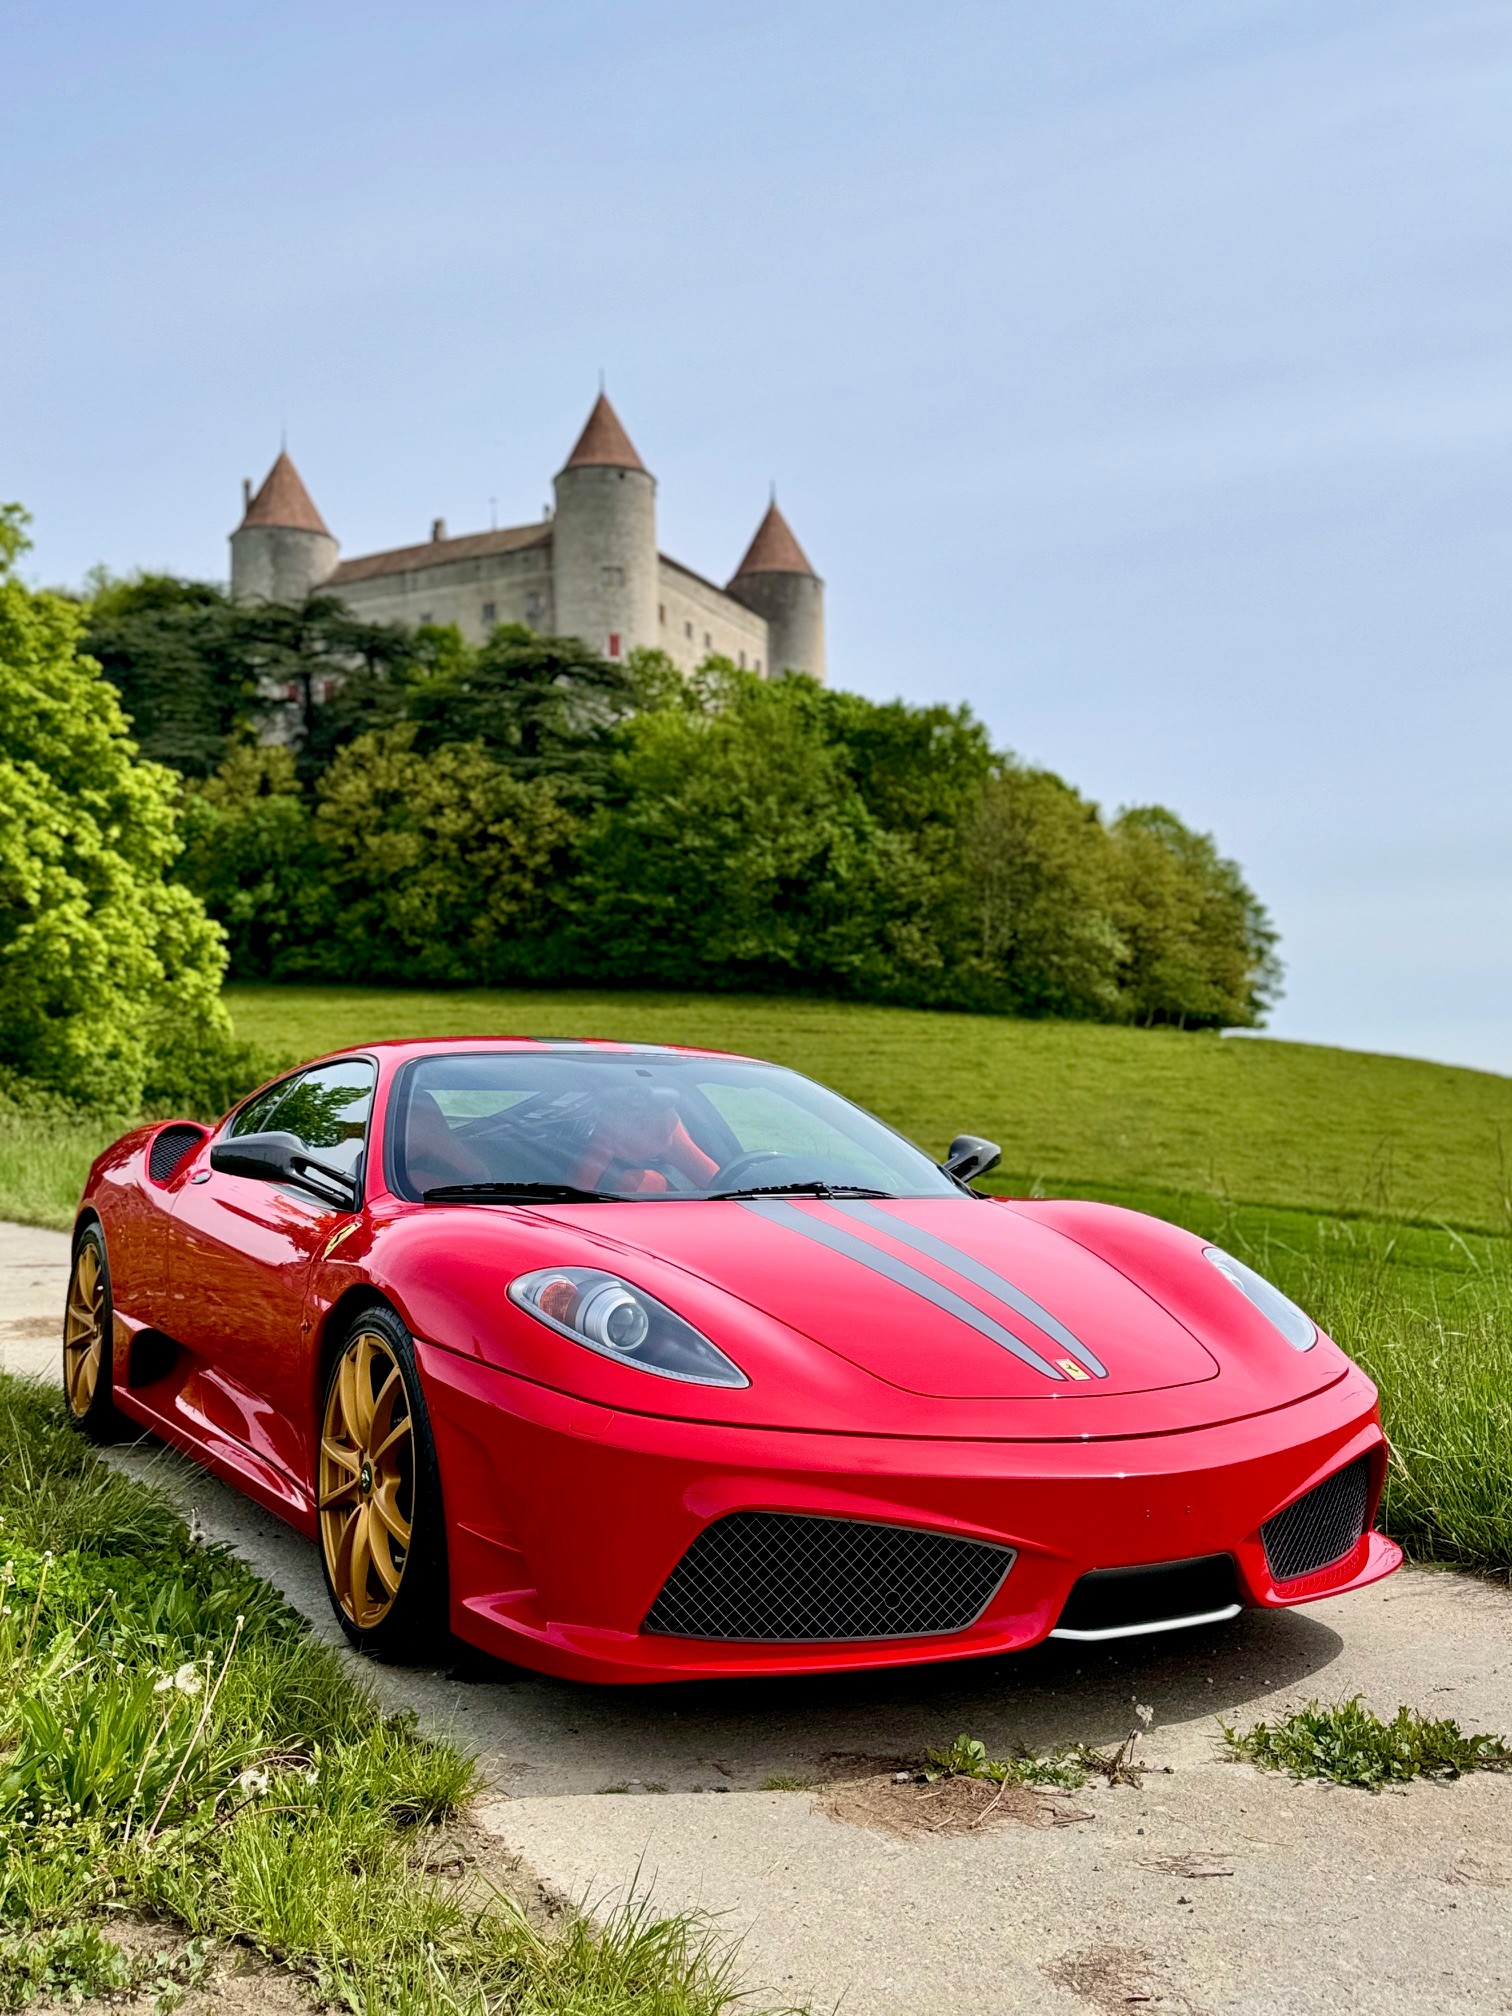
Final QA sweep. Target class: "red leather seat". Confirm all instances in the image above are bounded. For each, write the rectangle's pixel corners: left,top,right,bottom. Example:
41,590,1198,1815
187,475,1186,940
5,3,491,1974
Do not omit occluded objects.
571,1094,719,1196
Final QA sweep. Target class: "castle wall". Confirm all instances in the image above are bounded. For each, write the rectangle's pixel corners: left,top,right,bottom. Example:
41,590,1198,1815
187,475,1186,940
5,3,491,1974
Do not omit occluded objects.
328,541,554,644
656,558,770,673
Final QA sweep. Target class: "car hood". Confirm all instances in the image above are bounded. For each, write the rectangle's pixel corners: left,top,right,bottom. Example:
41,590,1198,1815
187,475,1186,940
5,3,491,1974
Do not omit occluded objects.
535,1194,1223,1401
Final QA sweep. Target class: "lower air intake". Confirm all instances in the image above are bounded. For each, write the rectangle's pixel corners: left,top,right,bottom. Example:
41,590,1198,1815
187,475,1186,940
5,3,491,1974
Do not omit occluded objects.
643,1512,1014,1642
1055,1554,1239,1636
1261,1456,1370,1583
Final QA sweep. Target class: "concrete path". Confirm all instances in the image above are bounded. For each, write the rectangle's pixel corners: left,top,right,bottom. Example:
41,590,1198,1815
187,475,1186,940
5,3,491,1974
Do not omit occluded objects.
7,1218,1512,2013
0,1219,71,1382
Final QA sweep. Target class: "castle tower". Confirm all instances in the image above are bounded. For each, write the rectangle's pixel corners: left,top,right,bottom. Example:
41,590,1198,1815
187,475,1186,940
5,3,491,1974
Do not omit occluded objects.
727,499,825,682
550,394,657,661
230,451,338,604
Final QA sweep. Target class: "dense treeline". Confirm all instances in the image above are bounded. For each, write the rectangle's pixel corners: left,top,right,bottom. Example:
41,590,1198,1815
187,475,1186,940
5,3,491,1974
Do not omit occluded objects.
82,574,1280,1029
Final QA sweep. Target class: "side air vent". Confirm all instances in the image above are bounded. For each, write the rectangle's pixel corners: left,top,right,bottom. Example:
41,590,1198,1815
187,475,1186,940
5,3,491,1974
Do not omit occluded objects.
643,1511,1014,1642
1261,1456,1370,1583
148,1124,206,1185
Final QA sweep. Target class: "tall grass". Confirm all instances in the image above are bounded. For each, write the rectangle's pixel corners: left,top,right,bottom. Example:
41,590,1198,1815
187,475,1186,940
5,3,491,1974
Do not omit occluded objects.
1213,1211,1512,1576
0,1101,125,1235
0,1376,771,2016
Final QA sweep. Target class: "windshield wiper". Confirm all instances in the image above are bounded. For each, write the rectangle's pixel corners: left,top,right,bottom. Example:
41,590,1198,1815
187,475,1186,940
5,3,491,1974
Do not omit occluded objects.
421,1182,622,1205
704,1181,898,1202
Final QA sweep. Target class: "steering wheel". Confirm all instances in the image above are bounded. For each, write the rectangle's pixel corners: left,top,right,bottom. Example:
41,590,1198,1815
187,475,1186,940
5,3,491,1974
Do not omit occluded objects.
710,1150,787,1190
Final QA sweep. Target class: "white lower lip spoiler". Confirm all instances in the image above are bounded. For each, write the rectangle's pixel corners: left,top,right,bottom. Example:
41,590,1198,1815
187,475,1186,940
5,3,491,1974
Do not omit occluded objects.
1049,1602,1242,1643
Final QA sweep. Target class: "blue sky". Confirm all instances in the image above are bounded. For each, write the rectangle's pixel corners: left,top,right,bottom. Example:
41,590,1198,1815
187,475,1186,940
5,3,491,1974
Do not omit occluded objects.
6,1,1510,1073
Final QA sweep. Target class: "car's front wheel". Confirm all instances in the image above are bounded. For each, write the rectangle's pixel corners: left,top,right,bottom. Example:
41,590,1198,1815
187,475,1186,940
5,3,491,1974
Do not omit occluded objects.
63,1224,128,1442
316,1305,449,1660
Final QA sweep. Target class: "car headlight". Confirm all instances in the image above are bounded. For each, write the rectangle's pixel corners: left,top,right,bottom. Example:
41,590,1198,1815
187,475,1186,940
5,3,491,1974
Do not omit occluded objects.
1203,1247,1316,1351
509,1267,749,1387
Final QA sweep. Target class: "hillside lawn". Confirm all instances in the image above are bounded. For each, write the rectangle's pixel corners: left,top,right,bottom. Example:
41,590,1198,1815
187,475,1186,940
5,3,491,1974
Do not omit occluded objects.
5,982,1509,1574
220,984,1512,1235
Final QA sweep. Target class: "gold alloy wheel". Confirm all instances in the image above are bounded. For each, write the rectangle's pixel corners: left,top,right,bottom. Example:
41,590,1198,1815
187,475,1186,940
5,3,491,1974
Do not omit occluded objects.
64,1239,107,1418
319,1330,415,1630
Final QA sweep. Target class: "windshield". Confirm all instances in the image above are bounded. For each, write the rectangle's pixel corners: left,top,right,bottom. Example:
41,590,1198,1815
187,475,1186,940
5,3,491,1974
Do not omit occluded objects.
387,1049,960,1202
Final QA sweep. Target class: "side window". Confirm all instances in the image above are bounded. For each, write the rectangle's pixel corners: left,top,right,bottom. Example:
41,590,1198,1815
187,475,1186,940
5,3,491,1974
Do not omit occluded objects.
229,1077,298,1139
263,1060,377,1178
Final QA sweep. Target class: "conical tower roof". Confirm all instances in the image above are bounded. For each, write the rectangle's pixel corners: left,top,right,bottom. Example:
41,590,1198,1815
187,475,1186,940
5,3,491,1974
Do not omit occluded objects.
559,392,648,474
238,451,330,535
731,499,816,579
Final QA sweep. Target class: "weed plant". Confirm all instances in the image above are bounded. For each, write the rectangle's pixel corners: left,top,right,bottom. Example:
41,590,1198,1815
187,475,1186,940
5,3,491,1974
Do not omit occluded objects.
1224,1697,1512,1790
921,1731,1144,1791
0,1376,763,2015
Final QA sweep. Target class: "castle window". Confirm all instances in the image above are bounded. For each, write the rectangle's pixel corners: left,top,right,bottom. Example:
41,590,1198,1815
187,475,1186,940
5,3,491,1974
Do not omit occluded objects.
754,658,761,673
704,632,712,649
420,612,433,624
658,603,665,624
738,651,746,669
481,601,496,626
607,632,622,659
600,566,624,588
525,592,543,622
684,621,693,640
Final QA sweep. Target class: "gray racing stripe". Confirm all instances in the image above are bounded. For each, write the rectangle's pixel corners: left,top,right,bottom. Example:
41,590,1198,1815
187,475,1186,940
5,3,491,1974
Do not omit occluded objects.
832,1202,1108,1380
741,1199,1065,1381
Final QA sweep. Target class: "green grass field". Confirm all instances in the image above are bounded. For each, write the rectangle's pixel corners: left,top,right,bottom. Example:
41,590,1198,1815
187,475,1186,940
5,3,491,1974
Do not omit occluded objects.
6,982,1509,1574
225,984,1512,1234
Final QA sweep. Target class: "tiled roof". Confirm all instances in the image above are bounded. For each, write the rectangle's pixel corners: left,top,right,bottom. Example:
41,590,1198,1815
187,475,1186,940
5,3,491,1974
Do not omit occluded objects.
730,500,815,579
326,522,551,587
560,393,649,473
239,451,330,535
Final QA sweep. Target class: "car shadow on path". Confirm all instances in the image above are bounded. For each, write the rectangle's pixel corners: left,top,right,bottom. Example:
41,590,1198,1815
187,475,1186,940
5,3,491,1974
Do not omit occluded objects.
110,1429,1348,1796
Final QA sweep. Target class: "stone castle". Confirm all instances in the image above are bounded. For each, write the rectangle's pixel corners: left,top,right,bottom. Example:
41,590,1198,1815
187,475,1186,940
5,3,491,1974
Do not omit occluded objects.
229,393,825,682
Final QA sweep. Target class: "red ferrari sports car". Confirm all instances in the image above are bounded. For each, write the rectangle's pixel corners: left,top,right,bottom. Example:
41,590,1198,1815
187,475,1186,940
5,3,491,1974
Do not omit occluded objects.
65,1037,1400,1681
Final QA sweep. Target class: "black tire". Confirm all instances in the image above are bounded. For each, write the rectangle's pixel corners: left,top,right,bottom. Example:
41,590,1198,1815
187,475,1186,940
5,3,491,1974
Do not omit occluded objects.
63,1223,129,1443
315,1302,450,1662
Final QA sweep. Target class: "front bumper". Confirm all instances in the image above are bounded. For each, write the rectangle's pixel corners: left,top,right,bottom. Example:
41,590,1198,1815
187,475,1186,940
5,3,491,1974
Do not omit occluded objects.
418,1344,1399,1684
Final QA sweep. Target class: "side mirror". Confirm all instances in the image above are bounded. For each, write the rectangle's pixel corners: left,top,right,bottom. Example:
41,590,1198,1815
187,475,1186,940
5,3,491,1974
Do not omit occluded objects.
943,1134,1001,1186
210,1130,359,1210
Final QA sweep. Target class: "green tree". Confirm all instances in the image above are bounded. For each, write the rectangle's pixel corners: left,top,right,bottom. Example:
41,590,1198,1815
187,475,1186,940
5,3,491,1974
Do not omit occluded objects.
311,724,580,983
177,743,333,979
82,574,253,777
818,691,995,846
0,506,238,1111
239,596,419,779
404,624,654,803
572,669,941,994
945,763,1126,1017
1110,806,1280,1028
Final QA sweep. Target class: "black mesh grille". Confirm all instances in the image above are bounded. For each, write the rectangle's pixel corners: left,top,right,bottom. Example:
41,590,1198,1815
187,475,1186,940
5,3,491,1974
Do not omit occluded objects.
1056,1554,1238,1635
1261,1457,1370,1582
147,1125,204,1184
643,1512,1014,1642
